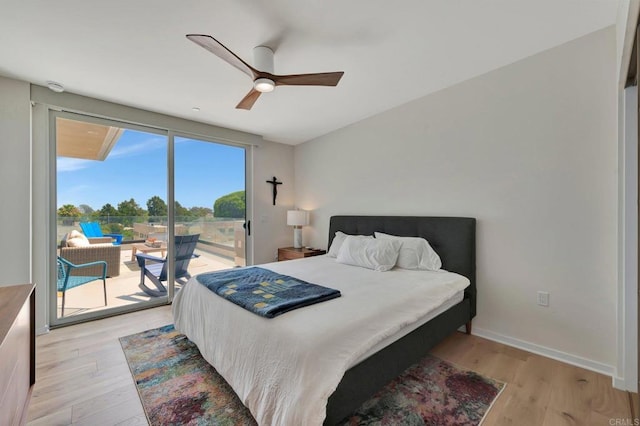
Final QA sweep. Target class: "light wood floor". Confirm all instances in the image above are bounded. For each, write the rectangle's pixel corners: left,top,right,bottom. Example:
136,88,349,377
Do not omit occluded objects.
27,305,635,425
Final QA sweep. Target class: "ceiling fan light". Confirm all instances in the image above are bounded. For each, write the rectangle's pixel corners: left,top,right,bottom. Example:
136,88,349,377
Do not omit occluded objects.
254,78,275,93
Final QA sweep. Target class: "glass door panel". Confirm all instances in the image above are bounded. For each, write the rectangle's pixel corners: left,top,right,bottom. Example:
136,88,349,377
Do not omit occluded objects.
173,136,246,290
54,114,168,323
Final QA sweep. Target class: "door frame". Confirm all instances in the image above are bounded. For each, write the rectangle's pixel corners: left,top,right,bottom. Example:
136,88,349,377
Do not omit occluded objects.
620,85,639,392
30,86,261,333
45,112,255,327
49,110,170,327
166,131,253,302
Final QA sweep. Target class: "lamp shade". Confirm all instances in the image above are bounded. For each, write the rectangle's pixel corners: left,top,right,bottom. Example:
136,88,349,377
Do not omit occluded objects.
287,210,309,227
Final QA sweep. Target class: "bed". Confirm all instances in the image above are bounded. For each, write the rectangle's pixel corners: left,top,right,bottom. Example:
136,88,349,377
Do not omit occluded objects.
173,215,476,425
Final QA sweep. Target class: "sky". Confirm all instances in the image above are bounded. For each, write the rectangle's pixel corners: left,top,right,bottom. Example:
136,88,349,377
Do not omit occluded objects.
57,128,246,211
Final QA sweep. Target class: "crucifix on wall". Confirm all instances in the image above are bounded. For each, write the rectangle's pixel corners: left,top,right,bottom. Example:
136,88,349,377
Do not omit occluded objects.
266,176,282,206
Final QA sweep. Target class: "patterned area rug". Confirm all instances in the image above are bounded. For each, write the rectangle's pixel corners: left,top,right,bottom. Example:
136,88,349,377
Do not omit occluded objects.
120,325,505,425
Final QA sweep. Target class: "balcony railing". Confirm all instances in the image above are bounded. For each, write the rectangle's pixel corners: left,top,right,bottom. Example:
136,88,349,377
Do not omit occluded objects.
58,216,246,262
55,218,244,318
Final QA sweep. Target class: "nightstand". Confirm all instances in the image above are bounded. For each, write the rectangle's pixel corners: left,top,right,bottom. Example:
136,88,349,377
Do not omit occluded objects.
278,247,327,261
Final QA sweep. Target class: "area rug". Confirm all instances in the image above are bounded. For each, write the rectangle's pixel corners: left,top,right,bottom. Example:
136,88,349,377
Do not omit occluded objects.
120,325,505,425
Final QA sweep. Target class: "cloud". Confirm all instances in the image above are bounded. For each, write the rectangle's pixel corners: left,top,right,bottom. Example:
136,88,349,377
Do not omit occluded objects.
109,136,166,159
57,157,93,172
57,135,165,172
67,184,91,194
57,184,93,207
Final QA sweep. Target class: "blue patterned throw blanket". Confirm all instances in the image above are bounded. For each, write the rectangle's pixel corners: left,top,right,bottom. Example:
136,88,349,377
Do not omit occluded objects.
196,267,341,318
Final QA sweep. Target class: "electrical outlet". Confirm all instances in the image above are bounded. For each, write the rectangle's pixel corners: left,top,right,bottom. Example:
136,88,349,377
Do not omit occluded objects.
537,291,550,307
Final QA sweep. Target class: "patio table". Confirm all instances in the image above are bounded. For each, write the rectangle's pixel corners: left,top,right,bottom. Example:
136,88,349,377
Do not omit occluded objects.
130,242,167,262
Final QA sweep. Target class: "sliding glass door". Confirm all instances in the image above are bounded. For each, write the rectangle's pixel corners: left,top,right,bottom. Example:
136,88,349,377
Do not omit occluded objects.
172,136,247,296
52,112,249,326
54,113,168,324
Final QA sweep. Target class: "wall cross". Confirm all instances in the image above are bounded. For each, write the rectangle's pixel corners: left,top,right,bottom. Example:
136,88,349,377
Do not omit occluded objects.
266,176,283,206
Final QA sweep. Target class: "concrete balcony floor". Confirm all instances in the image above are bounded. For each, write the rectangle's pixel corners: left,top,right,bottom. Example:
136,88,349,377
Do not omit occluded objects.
57,246,236,318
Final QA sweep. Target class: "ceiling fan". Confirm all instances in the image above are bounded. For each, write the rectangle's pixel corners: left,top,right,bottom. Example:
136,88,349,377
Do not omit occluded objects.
186,34,344,110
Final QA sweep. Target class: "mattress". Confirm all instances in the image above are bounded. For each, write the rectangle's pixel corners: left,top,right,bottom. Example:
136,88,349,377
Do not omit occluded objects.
354,288,463,366
173,255,469,425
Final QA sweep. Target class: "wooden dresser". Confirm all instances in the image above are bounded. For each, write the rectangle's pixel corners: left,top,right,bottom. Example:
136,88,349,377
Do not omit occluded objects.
0,284,35,426
277,247,327,261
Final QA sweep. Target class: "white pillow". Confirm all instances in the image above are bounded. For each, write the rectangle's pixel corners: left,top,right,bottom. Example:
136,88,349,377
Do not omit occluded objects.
68,229,84,239
66,237,90,247
336,236,401,272
327,231,373,257
374,232,442,271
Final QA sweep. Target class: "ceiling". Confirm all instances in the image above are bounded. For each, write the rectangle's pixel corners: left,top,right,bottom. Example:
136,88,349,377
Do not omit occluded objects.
56,118,123,161
0,1,621,144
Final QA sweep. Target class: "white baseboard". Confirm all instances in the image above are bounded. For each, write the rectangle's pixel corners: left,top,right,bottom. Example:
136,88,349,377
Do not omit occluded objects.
472,327,617,385
613,376,629,391
613,375,637,392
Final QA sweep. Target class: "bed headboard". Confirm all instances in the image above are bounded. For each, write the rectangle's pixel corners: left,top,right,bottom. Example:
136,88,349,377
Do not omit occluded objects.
328,215,476,317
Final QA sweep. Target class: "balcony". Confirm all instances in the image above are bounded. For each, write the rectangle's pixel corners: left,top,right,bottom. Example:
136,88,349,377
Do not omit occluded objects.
57,217,245,318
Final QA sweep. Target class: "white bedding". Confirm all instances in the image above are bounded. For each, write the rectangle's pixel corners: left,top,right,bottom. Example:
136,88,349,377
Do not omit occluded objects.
172,255,469,426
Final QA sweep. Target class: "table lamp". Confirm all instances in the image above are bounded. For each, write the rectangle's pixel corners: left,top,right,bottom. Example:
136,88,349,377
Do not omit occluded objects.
287,210,309,248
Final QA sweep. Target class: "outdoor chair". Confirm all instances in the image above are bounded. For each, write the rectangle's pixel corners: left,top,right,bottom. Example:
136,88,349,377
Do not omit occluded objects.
59,230,121,277
136,234,200,297
57,256,107,317
80,221,123,245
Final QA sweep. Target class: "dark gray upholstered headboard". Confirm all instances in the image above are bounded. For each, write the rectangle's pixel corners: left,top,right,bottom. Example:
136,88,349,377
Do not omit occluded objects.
328,216,476,318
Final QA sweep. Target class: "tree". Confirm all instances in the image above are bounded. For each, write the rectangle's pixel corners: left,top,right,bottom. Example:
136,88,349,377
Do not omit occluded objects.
58,204,81,218
213,190,245,218
147,196,167,218
116,198,146,226
117,198,146,217
58,204,81,225
98,203,118,218
174,201,191,218
190,206,213,217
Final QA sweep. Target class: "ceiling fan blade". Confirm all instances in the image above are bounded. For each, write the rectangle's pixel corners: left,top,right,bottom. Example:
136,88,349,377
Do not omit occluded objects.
273,71,344,87
186,34,258,79
236,88,262,110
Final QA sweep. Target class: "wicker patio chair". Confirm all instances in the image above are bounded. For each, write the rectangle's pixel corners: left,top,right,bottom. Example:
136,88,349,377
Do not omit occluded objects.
59,232,121,277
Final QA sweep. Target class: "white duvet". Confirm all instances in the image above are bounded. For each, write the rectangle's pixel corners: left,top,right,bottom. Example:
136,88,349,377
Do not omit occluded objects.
172,255,469,426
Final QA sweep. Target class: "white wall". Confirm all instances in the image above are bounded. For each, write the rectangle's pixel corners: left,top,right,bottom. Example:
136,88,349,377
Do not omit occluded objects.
295,27,618,371
0,76,31,286
252,140,296,264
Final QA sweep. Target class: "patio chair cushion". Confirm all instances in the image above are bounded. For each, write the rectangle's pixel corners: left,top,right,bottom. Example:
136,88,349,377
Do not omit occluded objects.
62,230,89,246
68,229,84,239
66,235,91,247
62,231,113,248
